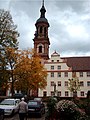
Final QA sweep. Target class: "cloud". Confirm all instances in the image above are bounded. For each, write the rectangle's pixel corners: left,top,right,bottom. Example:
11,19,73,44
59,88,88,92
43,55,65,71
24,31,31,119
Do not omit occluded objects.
0,0,90,57
11,8,35,49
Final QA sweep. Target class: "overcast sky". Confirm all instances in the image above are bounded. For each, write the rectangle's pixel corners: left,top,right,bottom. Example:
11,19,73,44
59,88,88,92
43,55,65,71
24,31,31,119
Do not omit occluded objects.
1,0,90,57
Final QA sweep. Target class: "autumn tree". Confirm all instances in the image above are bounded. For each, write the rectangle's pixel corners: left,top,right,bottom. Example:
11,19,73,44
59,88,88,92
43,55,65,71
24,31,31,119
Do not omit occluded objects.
5,47,19,96
1,47,47,96
0,69,9,95
14,49,47,96
68,76,80,97
0,9,19,95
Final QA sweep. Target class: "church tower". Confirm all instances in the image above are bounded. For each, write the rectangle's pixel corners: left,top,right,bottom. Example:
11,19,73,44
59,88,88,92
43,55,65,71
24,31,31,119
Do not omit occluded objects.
33,0,50,60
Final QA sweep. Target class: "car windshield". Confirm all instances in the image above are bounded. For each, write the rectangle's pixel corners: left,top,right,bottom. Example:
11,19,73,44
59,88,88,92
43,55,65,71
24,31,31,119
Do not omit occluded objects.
28,101,38,106
34,98,42,101
0,100,15,105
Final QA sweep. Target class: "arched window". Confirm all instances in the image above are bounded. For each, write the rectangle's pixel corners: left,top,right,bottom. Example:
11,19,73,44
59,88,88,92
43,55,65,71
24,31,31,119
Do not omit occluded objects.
44,27,46,37
44,27,46,34
39,46,42,53
40,26,42,33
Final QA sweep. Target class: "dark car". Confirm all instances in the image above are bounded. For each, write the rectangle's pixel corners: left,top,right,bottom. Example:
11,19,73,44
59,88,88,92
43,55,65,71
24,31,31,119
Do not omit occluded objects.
28,100,45,117
0,108,4,120
13,93,24,99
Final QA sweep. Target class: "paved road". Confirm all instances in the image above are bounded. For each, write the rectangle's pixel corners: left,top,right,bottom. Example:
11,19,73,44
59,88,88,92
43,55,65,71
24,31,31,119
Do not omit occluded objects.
4,114,45,120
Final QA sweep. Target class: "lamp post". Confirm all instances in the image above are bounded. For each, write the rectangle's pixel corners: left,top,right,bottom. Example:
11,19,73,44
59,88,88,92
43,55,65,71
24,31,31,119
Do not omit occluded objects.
54,83,56,96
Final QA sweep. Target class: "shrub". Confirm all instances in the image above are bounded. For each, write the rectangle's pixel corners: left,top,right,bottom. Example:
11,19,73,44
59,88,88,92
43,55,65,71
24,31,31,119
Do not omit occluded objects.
56,99,89,120
45,97,57,120
85,102,90,116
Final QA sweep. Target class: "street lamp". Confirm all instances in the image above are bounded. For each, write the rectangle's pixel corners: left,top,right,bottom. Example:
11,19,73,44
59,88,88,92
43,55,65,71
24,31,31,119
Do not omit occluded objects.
54,83,56,96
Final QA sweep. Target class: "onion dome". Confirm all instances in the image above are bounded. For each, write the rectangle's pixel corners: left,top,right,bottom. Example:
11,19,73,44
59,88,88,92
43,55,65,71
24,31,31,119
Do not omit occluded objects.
36,0,49,26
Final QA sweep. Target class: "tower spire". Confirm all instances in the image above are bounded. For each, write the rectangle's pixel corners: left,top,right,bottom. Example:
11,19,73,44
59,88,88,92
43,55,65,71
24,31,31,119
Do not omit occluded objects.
42,0,44,6
34,0,50,60
40,0,46,18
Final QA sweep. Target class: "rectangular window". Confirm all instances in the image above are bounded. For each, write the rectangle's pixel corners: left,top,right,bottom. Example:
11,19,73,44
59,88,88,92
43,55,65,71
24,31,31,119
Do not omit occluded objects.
51,60,54,62
51,91,54,96
57,72,61,77
43,91,47,97
79,72,83,77
57,91,61,97
51,81,54,86
65,81,68,86
72,72,76,77
9,77,12,82
51,66,54,70
57,65,61,70
57,60,59,62
58,81,61,86
87,72,90,77
87,81,90,86
81,91,84,96
65,91,69,97
64,72,68,77
80,81,84,86
51,72,54,77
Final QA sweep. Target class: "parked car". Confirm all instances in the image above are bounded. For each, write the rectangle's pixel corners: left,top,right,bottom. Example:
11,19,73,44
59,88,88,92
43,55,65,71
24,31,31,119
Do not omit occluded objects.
34,97,42,102
13,93,24,99
28,100,45,117
0,98,20,116
0,108,4,120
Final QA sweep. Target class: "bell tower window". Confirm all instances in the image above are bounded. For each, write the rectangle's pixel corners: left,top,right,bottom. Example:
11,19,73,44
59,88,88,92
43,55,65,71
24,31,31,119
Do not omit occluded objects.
44,27,46,37
44,27,46,34
40,26,42,33
39,46,42,53
37,44,44,54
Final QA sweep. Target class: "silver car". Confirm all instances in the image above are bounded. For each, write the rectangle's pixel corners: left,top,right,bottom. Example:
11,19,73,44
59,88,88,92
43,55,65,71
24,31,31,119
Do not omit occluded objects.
0,98,20,116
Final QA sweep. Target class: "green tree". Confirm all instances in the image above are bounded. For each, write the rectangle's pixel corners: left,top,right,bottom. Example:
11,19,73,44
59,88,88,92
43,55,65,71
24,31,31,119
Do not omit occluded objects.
0,9,19,95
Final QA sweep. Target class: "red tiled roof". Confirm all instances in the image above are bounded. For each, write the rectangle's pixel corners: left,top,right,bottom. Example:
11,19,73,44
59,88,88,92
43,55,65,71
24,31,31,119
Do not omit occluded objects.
62,57,90,71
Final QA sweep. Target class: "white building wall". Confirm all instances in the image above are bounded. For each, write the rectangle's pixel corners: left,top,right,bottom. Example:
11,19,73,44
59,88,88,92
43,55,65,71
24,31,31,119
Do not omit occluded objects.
38,52,90,98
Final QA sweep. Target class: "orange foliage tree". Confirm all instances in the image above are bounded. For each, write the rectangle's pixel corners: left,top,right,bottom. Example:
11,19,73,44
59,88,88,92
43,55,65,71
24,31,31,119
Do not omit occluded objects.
4,48,47,96
14,49,47,95
5,47,19,96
